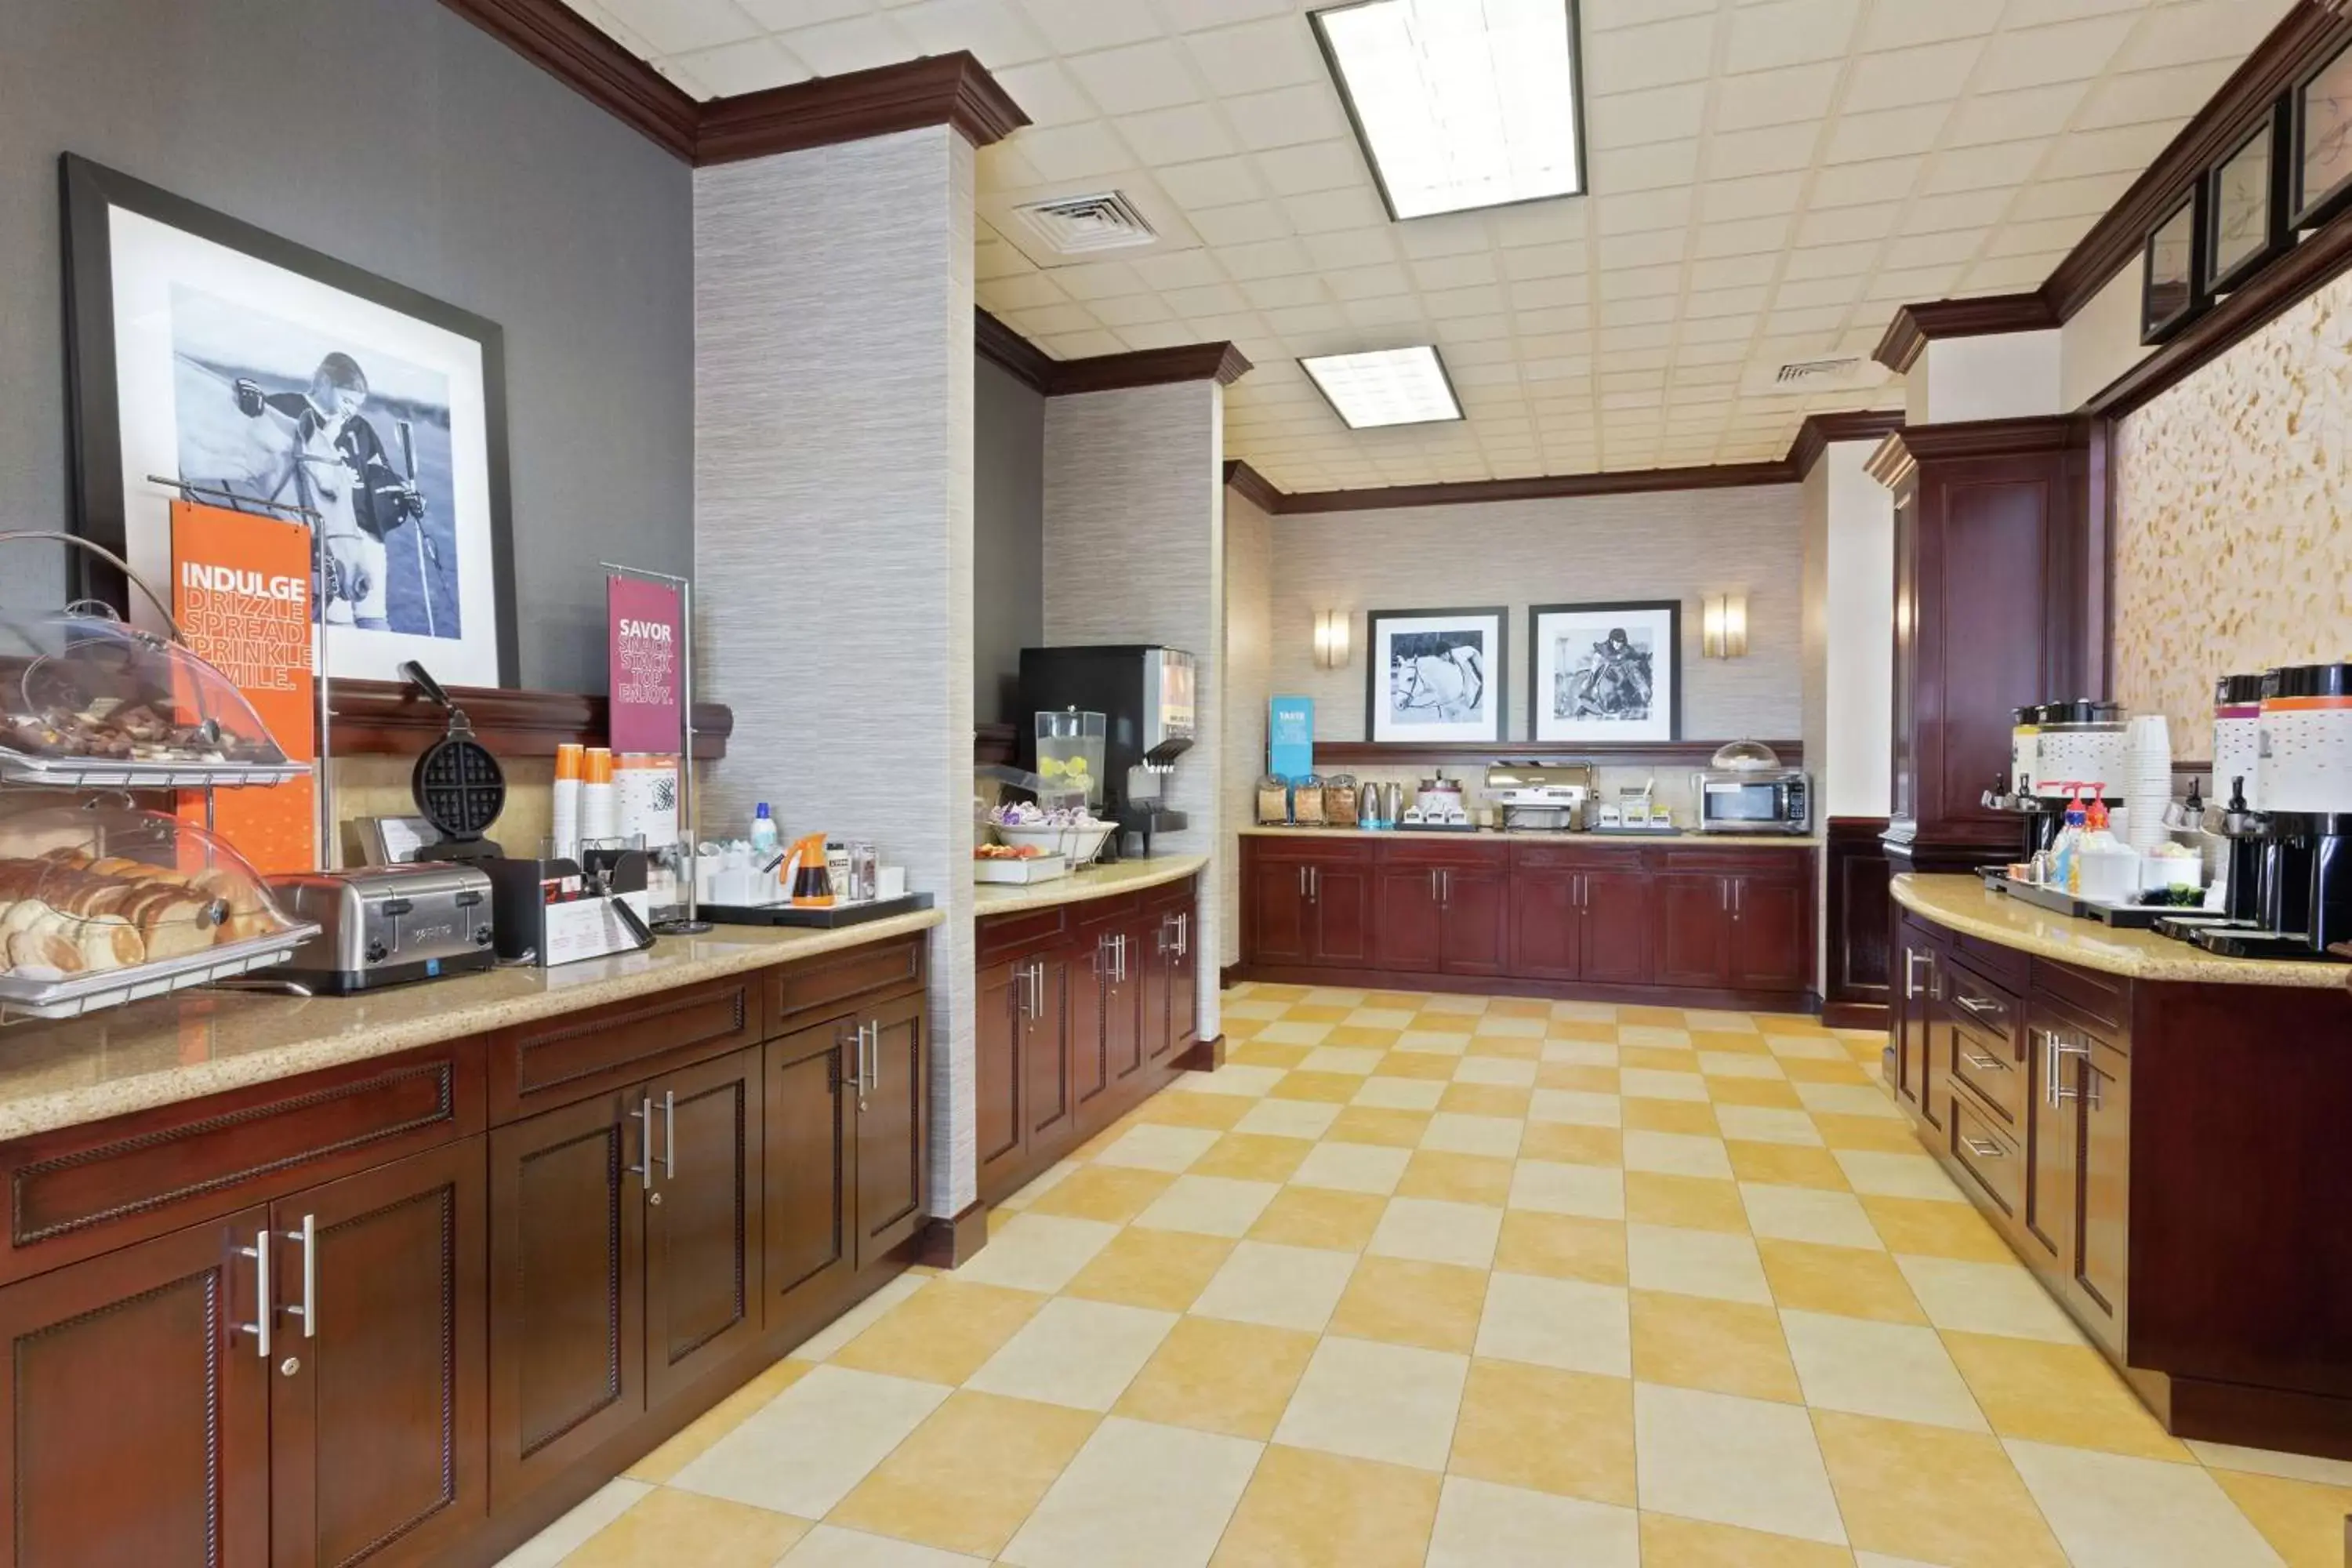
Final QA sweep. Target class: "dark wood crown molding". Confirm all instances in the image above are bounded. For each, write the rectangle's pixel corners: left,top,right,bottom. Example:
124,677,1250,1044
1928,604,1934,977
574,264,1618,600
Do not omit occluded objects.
1864,413,2081,490
1790,409,1906,477
1871,294,2059,374
439,0,699,160
976,312,1251,397
1308,739,1804,769
975,308,1054,394
329,679,733,761
1222,459,1285,516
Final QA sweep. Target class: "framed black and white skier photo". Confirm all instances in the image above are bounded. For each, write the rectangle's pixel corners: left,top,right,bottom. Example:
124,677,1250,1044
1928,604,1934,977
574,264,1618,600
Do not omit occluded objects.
1530,601,1680,744
61,154,516,687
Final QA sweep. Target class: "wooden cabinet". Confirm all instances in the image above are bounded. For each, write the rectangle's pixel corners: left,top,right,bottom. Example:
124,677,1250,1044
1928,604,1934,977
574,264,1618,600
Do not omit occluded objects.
764,1021,852,1329
1372,849,1508,978
1248,855,1312,964
1893,920,1940,1127
1506,862,1580,982
1728,875,1807,989
1307,858,1375,965
2022,1007,2076,1269
1375,865,1443,973
976,962,1025,1196
1508,853,1652,985
2075,1036,2129,1345
1653,873,1736,988
1656,863,1807,991
1580,866,1653,985
853,994,927,1269
1165,906,1200,1057
644,1047,764,1405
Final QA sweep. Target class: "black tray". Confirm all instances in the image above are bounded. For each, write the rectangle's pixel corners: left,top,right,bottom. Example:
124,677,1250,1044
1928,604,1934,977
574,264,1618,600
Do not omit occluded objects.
701,891,934,928
1987,874,2196,929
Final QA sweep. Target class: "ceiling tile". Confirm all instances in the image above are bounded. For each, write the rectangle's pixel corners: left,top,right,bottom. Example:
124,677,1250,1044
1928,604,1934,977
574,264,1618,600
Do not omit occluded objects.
600,0,761,54
1843,38,1982,114
887,0,1051,67
1694,216,1793,260
1921,142,2048,195
767,15,916,75
1017,0,1160,54
665,35,805,95
1725,0,1863,74
1218,238,1315,281
1225,83,1350,151
1808,158,1921,209
1946,83,2089,148
1585,15,1721,93
1283,187,1388,233
1824,104,1951,163
1131,249,1226,290
1707,123,1821,180
1117,104,1240,165
1181,15,1326,95
1152,154,1265,209
2072,60,2236,130
1069,39,1199,112
1594,140,1703,193
1976,15,2136,93
2038,120,2176,180
1587,83,1711,150
1301,228,1397,269
1154,0,1299,34
1254,140,1365,198
1715,62,1845,131
2115,0,2296,74
1015,122,1134,180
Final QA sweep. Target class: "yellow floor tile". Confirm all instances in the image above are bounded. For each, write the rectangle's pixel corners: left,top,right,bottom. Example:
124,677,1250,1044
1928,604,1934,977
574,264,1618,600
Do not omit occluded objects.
1637,1511,1856,1566
1211,1444,1442,1568
829,1391,1099,1557
1396,1149,1515,1206
1062,1228,1236,1312
986,1205,1017,1236
1325,1105,1433,1147
626,1358,813,1482
1631,1290,1802,1403
1192,1132,1314,1183
1112,1315,1319,1440
1708,1076,1807,1110
1860,1196,2014,1262
1625,1173,1751,1233
1941,1331,2190,1459
567,1487,810,1568
830,1280,1047,1385
1520,1120,1624,1167
1326,1025,1402,1049
1229,1041,1312,1069
1759,1240,1926,1324
1364,990,1429,1010
1441,1083,1534,1117
1247,1186,1388,1251
2209,1467,2352,1568
1486,997,1553,1019
1781,1057,1872,1086
1494,1211,1628,1284
1272,1070,1366,1104
1029,1163,1178,1223
1466,1034,1544,1060
1548,1018,1617,1043
1250,985,1311,1001
1286,1004,1352,1023
1813,1111,1923,1152
1728,1141,1849,1191
1622,1098,1721,1136
1621,1006,1688,1029
1370,1051,1461,1081
1449,1357,1638,1505
1131,1091,1254,1131
1623,1044,1699,1071
1537,1062,1621,1094
1327,1256,1490,1352
1691,1029,1772,1054
1813,1410,2067,1567
1754,1014,1830,1036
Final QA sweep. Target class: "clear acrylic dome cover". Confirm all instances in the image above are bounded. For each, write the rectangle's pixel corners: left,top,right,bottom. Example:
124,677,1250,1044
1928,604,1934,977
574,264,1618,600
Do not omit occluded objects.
0,612,293,781
1709,740,1784,771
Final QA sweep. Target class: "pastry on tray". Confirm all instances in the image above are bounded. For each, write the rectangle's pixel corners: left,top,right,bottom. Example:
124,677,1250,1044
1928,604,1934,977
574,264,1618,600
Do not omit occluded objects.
0,851,276,979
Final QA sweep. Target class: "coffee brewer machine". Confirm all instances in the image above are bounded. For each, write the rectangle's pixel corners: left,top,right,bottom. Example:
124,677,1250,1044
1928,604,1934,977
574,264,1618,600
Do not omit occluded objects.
2187,662,2352,961
1018,646,1196,860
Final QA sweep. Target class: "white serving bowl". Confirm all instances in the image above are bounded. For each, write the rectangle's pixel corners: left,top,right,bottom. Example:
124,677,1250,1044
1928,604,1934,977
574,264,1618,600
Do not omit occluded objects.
993,820,1117,863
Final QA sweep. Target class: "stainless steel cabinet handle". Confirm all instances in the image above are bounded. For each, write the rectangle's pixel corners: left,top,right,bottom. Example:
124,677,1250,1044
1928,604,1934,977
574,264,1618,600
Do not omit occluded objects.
1953,993,2001,1018
2038,1029,2089,1108
663,1091,677,1180
1961,1136,2005,1159
630,1096,655,1187
234,1227,273,1357
282,1213,317,1339
1721,880,1730,913
1959,1049,2007,1073
1430,869,1439,901
1904,950,1932,999
1443,869,1451,902
1177,913,1188,957
1310,866,1319,899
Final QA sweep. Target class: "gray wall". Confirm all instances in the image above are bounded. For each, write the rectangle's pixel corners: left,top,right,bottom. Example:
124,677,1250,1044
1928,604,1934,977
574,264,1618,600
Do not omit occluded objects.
0,0,694,691
972,354,1044,725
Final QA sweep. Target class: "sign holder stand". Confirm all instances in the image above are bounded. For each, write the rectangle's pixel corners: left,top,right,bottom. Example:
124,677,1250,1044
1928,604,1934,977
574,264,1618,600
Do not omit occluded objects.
602,561,707,934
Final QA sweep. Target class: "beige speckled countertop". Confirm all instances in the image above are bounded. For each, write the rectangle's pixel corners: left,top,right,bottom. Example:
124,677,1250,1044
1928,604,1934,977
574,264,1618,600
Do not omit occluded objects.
1240,826,1820,849
0,910,944,1142
973,854,1207,917
1893,874,2347,989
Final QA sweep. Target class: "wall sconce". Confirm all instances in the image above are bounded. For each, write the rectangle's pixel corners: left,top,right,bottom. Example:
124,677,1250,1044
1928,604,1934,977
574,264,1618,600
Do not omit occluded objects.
1313,609,1351,670
1702,593,1748,659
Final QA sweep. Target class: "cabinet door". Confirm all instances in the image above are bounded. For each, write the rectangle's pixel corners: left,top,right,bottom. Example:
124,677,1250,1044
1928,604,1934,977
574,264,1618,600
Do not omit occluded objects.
1508,867,1582,981
1728,877,1807,991
644,1047,764,1407
489,1093,641,1502
0,1209,270,1568
1894,936,1936,1125
976,962,1025,1194
1440,865,1509,977
1310,858,1377,965
1069,933,1112,1119
1580,867,1652,985
1142,914,1177,1062
1168,908,1200,1054
2074,1039,2129,1348
1104,929,1145,1089
854,993,927,1269
1250,857,1311,964
1652,874,1733,987
765,1024,852,1329
1025,953,1074,1153
2022,1017,2076,1269
270,1142,486,1568
1376,867,1444,973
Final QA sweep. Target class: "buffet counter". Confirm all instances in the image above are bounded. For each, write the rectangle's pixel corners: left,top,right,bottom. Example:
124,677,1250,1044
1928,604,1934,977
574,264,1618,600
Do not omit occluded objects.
972,852,1208,916
1240,826,1820,848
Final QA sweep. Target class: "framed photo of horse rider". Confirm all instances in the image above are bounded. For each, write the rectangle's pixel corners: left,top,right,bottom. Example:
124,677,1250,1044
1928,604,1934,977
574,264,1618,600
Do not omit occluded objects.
60,154,517,687
1365,607,1507,744
1530,601,1681,745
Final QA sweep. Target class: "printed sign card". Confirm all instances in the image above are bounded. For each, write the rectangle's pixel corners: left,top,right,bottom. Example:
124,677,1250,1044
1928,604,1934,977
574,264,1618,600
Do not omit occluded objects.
607,575,682,754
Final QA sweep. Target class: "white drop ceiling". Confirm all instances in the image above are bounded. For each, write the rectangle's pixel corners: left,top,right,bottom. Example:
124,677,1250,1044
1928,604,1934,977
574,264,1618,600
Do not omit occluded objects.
564,0,2295,493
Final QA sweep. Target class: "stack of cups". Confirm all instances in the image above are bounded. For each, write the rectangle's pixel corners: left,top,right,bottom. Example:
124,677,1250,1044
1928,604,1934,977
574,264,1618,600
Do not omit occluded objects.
2124,714,2172,854
581,747,618,845
552,743,583,865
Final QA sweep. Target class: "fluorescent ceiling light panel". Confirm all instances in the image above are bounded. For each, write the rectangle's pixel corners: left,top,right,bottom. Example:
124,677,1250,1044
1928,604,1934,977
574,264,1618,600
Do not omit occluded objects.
1312,0,1585,221
1301,346,1464,429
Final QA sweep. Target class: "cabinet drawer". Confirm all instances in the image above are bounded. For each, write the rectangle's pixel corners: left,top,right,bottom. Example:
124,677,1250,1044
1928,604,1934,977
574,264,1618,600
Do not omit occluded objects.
2031,958,2129,1036
0,1041,484,1286
1941,958,2021,1047
1070,893,1142,930
1660,848,1809,880
1248,837,1374,862
1944,1091,2023,1221
1145,877,1199,911
978,908,1066,962
1511,843,1648,872
1377,840,1507,868
493,973,763,1123
1951,931,2030,991
771,936,926,1033
1947,1018,2024,1129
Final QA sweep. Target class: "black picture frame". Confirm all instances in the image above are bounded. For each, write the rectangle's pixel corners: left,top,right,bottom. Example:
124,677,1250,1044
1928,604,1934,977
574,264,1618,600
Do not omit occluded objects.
1364,606,1508,743
1527,599,1682,744
2293,36,2352,231
2205,102,2292,296
60,153,518,686
2141,187,2209,346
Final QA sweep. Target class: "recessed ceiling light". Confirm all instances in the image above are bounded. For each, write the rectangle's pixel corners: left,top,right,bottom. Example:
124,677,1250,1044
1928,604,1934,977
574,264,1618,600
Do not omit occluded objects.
1300,346,1464,429
1311,0,1586,222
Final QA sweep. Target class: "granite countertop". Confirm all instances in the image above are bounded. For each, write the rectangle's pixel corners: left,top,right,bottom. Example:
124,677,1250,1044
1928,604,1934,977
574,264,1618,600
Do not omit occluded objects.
1239,826,1820,848
0,910,945,1142
973,854,1208,916
1892,874,2348,990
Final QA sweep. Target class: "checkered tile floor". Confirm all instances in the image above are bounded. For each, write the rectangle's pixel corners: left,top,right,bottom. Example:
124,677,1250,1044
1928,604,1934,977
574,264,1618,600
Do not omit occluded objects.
501,984,2347,1568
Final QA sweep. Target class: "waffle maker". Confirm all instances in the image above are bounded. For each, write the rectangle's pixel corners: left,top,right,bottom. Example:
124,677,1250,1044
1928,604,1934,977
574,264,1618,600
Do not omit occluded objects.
402,661,506,860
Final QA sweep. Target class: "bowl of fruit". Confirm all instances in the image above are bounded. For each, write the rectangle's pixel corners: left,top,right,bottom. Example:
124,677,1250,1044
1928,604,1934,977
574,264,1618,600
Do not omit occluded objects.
987,802,1116,865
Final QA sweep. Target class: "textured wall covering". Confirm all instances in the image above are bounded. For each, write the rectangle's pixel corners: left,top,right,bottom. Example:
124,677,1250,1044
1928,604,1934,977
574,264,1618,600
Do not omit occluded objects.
2114,270,2352,762
1221,491,1274,969
1266,485,1806,742
1044,382,1226,1040
0,0,693,685
695,127,978,1218
975,356,1045,726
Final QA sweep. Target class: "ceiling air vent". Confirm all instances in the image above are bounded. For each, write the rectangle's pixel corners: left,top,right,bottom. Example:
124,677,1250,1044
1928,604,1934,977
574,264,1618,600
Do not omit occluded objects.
1014,191,1158,256
1740,354,1888,396
1776,357,1863,385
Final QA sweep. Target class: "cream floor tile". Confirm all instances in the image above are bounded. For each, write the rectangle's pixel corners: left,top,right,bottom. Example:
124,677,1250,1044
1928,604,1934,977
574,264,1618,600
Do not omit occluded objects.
629,1359,814,1482
1632,1382,1847,1546
1232,1097,1341,1139
1780,1309,1987,1431
2209,1468,2352,1568
1623,1098,1722,1137
1189,1133,1311,1185
1638,1512,1858,1566
1624,1174,1751,1234
1530,1087,1625,1127
1397,1030,1474,1054
1210,1443,1443,1568
1698,1051,1787,1080
1298,1044,1383,1074
1425,994,1490,1014
1327,1105,1435,1147
946,1214,1120,1294
1620,1068,1710,1102
1095,1123,1224,1172
964,1297,1177,1412
1369,1196,1504,1269
1797,1082,1904,1118
1272,1334,1469,1471
1192,1239,1359,1331
1475,1271,1632,1377
1715,1104,1831,1149
1450,1359,1637,1505
1542,1040,1621,1067
1131,1091,1255,1132
1550,1000,1618,1022
1421,1110,1525,1156
1348,1007,1417,1029
496,1478,652,1568
1707,1076,1807,1110
1062,1228,1235,1312
1835,1149,1965,1202
1814,1112,1925,1153
1352,1076,1446,1110
831,1281,1046,1385
2005,1439,2285,1568
670,1365,949,1519
1769,1033,1856,1061
1621,1025,1693,1047
1115,1316,1319,1439
2189,1442,2352,1488
787,1272,927,1360
1290,1139,1412,1195
996,1161,1080,1211
1251,1022,1334,1048
1521,1120,1626,1167
565,1488,810,1568
1303,987,1370,1007
1221,998,1290,1019
1455,1055,1541,1087
778,1525,990,1566
1894,1254,2086,1344
1626,1224,1772,1305
1001,1417,1262,1568
1942,1331,2190,1460
1741,1184,1886,1250
826,1391,1098,1559
1509,1157,1626,1220
1245,1186,1388,1251
1813,1410,2067,1568
1475,1013,1548,1036
1133,1174,1283,1238
1426,1475,1641,1567
1623,1130,1735,1179
1184,1063,1292,1096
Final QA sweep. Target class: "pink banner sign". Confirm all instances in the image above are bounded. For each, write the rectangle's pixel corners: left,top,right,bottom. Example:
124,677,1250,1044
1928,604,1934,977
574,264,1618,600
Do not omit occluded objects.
608,575,683,753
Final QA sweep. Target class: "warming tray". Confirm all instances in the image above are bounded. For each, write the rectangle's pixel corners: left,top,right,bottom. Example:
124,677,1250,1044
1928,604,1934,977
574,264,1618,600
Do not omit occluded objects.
0,753,309,790
699,891,934,929
0,922,320,1020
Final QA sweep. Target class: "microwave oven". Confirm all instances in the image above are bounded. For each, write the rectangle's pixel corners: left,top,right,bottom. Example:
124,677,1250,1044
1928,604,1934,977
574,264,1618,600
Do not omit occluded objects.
1694,769,1810,833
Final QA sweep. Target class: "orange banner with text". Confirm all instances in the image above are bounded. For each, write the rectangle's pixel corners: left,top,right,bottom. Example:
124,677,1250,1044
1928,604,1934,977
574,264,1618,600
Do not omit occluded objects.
171,500,316,873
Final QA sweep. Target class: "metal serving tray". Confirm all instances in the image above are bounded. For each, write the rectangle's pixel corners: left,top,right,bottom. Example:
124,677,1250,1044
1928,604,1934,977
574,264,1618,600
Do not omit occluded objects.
699,891,934,929
0,751,310,790
0,922,321,1022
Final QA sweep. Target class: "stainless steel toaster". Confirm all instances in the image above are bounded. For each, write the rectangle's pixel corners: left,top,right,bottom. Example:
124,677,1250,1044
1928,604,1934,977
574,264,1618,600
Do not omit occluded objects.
262,865,496,993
